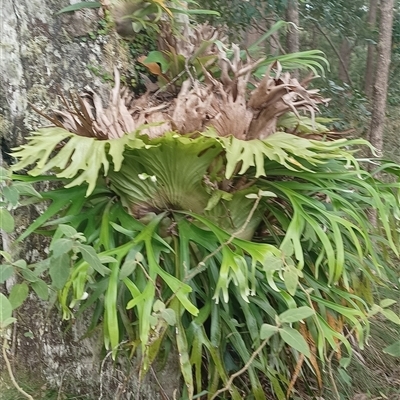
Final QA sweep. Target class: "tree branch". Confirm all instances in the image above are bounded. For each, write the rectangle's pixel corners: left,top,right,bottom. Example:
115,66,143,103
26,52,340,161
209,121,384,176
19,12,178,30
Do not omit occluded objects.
312,22,353,86
209,337,269,400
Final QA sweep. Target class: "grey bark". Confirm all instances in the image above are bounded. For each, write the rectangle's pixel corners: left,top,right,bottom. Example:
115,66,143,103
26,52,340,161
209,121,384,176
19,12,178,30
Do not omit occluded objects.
0,0,180,398
364,0,379,99
286,0,299,54
286,0,299,78
368,0,394,154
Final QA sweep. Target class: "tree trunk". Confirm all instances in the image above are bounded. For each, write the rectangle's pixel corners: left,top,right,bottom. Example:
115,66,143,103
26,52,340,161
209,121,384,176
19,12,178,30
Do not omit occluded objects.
0,1,180,398
368,0,394,154
286,0,300,78
338,37,352,84
364,0,379,99
286,0,299,54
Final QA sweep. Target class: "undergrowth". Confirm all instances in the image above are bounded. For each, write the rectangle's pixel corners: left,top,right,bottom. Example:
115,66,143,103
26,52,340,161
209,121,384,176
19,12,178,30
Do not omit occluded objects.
0,373,88,400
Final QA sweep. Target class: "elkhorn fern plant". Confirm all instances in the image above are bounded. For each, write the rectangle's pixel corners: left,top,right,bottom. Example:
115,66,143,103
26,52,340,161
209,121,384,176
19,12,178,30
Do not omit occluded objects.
11,20,400,400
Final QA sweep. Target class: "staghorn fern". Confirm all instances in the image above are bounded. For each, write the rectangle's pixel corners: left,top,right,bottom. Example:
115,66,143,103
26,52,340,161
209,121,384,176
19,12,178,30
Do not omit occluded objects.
10,18,400,400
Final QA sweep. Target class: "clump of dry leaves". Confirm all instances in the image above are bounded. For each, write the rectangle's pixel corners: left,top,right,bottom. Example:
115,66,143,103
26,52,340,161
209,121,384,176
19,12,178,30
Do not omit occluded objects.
35,22,328,141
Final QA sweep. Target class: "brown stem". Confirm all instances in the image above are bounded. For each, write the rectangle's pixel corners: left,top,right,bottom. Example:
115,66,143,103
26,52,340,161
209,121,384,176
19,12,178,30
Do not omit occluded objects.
2,335,34,400
209,337,270,400
313,22,353,86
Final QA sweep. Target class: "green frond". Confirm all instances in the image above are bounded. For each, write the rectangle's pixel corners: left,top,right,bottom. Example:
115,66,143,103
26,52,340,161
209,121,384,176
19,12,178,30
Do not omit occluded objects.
11,127,144,196
201,129,370,179
277,113,331,135
108,133,222,216
254,50,330,78
8,13,400,399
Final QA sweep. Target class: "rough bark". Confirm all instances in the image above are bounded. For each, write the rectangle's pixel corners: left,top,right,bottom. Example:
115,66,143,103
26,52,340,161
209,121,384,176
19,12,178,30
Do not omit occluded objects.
0,0,180,398
286,0,299,78
364,0,379,99
368,0,394,154
286,0,299,54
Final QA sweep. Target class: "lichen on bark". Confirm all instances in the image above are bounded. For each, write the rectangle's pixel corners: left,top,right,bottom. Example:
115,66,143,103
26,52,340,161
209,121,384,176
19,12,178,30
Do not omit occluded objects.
0,1,180,398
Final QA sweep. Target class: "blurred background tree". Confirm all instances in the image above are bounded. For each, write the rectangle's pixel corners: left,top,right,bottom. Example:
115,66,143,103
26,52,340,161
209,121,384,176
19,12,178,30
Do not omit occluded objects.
198,0,400,155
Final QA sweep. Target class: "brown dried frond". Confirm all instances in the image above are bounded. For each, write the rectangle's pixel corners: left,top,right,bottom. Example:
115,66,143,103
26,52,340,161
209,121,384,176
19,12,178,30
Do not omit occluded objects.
299,323,323,390
42,68,137,139
175,44,260,140
34,22,329,143
327,312,343,361
171,79,214,134
286,353,305,399
247,63,329,139
36,68,173,140
172,41,328,141
158,21,226,59
203,74,252,140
